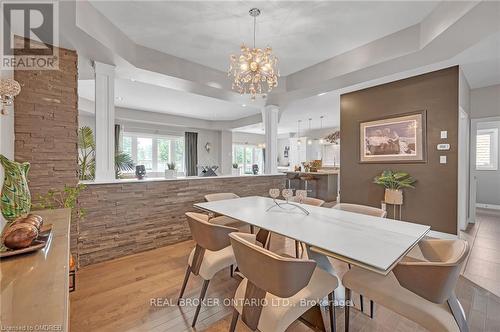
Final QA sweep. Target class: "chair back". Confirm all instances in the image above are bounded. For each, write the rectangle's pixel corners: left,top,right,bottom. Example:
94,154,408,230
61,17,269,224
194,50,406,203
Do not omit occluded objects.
334,203,387,218
185,212,237,251
393,239,469,304
204,192,239,202
291,196,325,207
229,232,316,330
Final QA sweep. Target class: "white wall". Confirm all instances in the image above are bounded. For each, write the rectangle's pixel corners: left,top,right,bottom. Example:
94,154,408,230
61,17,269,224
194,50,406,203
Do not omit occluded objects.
471,84,500,119
232,132,265,145
470,85,500,207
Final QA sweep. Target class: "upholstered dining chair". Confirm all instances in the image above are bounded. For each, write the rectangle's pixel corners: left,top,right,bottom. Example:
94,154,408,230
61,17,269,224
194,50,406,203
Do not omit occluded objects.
178,212,251,327
289,196,325,257
229,232,338,332
343,239,469,332
332,202,386,317
204,193,251,232
333,203,387,218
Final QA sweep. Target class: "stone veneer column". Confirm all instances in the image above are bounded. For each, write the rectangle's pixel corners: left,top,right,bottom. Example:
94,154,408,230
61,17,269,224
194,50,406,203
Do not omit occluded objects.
219,130,233,175
262,105,279,174
93,62,116,181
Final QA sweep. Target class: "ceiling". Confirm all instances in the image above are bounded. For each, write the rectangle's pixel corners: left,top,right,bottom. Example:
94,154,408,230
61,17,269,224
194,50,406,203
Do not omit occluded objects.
78,78,260,121
89,1,439,76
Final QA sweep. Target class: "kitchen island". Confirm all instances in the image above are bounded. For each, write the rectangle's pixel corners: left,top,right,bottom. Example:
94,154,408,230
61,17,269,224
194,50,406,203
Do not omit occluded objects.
285,170,339,202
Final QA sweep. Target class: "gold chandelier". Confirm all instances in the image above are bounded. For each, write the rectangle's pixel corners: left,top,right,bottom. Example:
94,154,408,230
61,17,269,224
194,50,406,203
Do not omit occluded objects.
0,79,21,115
228,8,279,100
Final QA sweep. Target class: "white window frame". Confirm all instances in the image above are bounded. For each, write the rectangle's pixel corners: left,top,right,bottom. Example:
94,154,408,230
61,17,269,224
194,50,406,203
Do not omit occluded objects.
232,144,263,174
476,128,498,171
122,132,185,174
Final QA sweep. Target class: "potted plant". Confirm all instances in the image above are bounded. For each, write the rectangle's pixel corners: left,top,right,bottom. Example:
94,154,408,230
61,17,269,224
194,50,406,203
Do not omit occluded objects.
165,162,177,179
232,163,240,176
374,170,416,205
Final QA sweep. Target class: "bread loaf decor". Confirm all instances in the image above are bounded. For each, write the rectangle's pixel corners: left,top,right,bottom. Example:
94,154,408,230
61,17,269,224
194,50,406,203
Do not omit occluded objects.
0,214,52,258
0,154,31,222
2,223,38,249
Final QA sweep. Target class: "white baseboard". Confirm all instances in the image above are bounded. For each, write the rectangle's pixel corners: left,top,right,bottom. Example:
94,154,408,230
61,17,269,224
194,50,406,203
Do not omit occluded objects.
476,203,500,210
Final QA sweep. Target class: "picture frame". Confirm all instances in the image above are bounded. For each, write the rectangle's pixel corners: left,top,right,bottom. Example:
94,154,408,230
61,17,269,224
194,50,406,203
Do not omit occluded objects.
359,110,427,163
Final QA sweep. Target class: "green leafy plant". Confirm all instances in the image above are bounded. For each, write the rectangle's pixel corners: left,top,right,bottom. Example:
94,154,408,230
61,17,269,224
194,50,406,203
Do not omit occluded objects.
167,162,176,170
374,170,416,190
78,126,134,179
33,184,87,219
232,163,239,169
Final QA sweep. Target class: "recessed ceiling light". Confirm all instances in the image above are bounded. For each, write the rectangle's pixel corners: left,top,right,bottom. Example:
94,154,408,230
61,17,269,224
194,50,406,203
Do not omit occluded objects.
116,96,123,101
317,92,327,96
130,78,136,82
242,104,246,107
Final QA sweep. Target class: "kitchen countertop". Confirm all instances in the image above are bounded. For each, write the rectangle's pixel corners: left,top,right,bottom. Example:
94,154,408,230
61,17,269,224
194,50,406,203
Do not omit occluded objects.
1,208,71,332
285,170,340,175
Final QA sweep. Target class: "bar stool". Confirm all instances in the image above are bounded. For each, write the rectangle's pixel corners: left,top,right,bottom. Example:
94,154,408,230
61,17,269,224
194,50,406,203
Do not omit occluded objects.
343,239,469,332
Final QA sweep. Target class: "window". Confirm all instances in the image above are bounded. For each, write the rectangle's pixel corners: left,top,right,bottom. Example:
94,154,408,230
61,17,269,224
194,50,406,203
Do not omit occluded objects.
232,144,264,174
122,133,185,174
476,128,498,171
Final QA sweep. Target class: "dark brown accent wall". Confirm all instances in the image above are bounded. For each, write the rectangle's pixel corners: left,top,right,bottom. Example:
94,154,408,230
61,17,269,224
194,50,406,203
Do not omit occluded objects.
77,175,285,267
340,67,459,234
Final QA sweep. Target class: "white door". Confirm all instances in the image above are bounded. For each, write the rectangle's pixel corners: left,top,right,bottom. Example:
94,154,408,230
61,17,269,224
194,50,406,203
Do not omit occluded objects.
458,108,469,231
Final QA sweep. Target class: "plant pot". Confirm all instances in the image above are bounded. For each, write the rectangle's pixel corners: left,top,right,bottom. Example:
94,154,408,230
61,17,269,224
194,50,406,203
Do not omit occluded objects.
231,168,240,176
165,169,177,179
385,189,403,205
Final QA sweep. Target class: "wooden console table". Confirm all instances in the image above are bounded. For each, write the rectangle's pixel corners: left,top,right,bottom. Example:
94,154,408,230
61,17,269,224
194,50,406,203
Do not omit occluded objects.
1,208,71,331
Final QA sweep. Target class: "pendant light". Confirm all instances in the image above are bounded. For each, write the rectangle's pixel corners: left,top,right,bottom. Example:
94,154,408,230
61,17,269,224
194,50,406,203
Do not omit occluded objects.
307,118,313,145
319,116,325,144
297,120,302,146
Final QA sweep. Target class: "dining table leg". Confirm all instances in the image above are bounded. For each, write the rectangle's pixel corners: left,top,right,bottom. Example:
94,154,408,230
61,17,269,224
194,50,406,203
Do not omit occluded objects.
306,245,345,302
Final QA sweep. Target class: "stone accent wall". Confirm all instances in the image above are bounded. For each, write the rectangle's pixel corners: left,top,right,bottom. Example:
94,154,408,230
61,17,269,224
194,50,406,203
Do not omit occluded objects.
77,175,285,267
13,43,79,251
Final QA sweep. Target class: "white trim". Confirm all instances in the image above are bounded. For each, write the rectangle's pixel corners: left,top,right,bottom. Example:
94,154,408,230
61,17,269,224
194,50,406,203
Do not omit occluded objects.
476,203,500,210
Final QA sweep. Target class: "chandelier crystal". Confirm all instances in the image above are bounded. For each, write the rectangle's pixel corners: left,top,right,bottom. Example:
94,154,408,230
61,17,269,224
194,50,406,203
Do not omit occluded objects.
228,8,279,100
0,79,21,115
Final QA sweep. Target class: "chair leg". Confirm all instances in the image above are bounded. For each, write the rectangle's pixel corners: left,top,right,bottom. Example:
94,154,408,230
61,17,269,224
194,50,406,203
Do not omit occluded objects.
359,294,364,313
347,263,351,269
295,240,300,258
266,233,272,250
177,266,191,305
229,308,239,332
328,292,336,332
250,225,254,234
192,279,210,327
230,264,233,278
345,288,351,332
370,300,374,319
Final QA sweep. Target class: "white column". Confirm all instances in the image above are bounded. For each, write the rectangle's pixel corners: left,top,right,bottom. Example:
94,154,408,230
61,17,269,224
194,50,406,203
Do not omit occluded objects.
219,130,233,175
262,105,279,174
93,62,115,181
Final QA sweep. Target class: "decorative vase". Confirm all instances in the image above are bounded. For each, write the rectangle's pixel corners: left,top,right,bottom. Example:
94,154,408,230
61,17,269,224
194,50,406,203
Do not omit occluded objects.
385,188,403,205
165,169,177,179
0,154,31,222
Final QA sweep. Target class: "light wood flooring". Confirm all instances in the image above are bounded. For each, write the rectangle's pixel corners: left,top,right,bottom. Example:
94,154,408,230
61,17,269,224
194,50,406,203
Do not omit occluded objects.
71,228,500,332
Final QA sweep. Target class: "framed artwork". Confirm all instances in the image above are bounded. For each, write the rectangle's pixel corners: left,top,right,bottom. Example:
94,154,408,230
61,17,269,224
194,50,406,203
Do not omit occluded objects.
359,111,426,163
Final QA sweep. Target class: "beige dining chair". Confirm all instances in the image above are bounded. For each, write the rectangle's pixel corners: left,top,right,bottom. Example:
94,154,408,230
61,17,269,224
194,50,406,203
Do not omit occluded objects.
178,212,252,327
332,202,386,316
333,203,387,218
289,196,325,257
204,193,252,232
229,232,338,332
343,239,469,332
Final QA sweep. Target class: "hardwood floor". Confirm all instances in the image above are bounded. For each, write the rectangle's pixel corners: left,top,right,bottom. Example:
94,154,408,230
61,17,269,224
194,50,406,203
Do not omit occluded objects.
71,233,500,332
